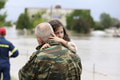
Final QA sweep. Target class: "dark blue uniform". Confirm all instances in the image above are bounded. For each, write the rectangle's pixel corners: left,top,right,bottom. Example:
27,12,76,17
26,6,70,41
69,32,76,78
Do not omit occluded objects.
0,37,19,80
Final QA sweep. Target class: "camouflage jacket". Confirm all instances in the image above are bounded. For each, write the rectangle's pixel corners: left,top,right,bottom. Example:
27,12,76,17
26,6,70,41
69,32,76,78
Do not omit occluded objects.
19,41,82,80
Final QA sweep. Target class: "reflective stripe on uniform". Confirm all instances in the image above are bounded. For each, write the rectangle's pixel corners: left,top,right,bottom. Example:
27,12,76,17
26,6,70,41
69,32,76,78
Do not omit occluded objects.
0,44,9,48
11,48,17,54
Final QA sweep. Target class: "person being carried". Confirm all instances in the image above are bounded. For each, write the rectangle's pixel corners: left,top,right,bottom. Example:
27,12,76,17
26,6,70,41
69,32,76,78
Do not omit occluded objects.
19,22,82,80
0,27,19,80
41,20,77,53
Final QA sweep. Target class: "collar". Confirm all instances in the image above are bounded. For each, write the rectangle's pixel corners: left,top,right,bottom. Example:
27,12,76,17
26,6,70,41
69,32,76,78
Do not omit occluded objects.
0,37,5,39
36,44,43,50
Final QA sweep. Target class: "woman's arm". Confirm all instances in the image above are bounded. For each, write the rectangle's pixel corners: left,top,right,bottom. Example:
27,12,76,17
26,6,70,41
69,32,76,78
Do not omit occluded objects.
49,34,77,53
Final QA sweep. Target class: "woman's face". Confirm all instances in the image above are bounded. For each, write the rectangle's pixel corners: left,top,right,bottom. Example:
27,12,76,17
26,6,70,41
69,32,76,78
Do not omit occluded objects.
55,27,64,39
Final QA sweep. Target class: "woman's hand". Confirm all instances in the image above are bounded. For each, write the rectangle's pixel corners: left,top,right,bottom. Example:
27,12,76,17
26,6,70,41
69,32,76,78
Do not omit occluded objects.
49,33,64,43
41,43,51,50
49,33,68,46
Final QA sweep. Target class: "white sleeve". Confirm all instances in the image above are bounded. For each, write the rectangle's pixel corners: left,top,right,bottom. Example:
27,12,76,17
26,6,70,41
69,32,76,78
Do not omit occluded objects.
67,41,77,53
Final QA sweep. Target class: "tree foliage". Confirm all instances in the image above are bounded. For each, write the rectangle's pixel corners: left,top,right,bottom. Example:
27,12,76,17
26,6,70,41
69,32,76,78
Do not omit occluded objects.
5,21,12,27
31,12,46,28
16,9,32,29
0,0,6,9
111,18,120,28
0,0,7,26
94,21,104,30
16,10,46,29
0,13,6,26
94,13,120,30
66,10,94,34
100,13,112,29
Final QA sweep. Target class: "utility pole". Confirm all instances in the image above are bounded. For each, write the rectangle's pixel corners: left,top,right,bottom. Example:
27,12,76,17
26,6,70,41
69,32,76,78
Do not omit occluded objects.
50,5,53,20
93,64,95,80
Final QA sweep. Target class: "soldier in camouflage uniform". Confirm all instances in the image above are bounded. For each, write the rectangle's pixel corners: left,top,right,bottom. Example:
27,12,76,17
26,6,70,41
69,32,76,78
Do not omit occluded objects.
19,22,82,80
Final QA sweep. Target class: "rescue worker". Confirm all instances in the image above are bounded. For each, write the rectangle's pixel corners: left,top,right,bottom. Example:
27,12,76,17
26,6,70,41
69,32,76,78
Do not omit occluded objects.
19,22,82,80
0,27,19,80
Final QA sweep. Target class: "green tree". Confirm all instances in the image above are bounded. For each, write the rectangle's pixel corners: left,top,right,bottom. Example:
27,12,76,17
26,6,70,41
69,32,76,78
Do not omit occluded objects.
16,9,32,29
111,18,120,28
31,12,46,28
94,21,104,30
0,0,6,9
0,0,7,26
5,21,12,27
0,13,6,26
66,10,94,34
100,13,112,29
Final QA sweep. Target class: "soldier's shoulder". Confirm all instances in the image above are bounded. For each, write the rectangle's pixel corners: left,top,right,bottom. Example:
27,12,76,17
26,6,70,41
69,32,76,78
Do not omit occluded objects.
36,45,69,60
69,53,81,62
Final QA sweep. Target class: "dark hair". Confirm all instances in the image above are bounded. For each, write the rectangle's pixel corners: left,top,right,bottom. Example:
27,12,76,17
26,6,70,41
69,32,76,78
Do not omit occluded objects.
49,20,70,41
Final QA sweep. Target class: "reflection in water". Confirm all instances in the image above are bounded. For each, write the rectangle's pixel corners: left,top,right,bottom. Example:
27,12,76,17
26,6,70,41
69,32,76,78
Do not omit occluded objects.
6,27,120,80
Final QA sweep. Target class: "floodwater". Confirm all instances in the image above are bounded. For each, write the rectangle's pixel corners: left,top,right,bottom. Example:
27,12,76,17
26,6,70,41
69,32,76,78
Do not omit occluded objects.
5,27,120,80
75,37,120,80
